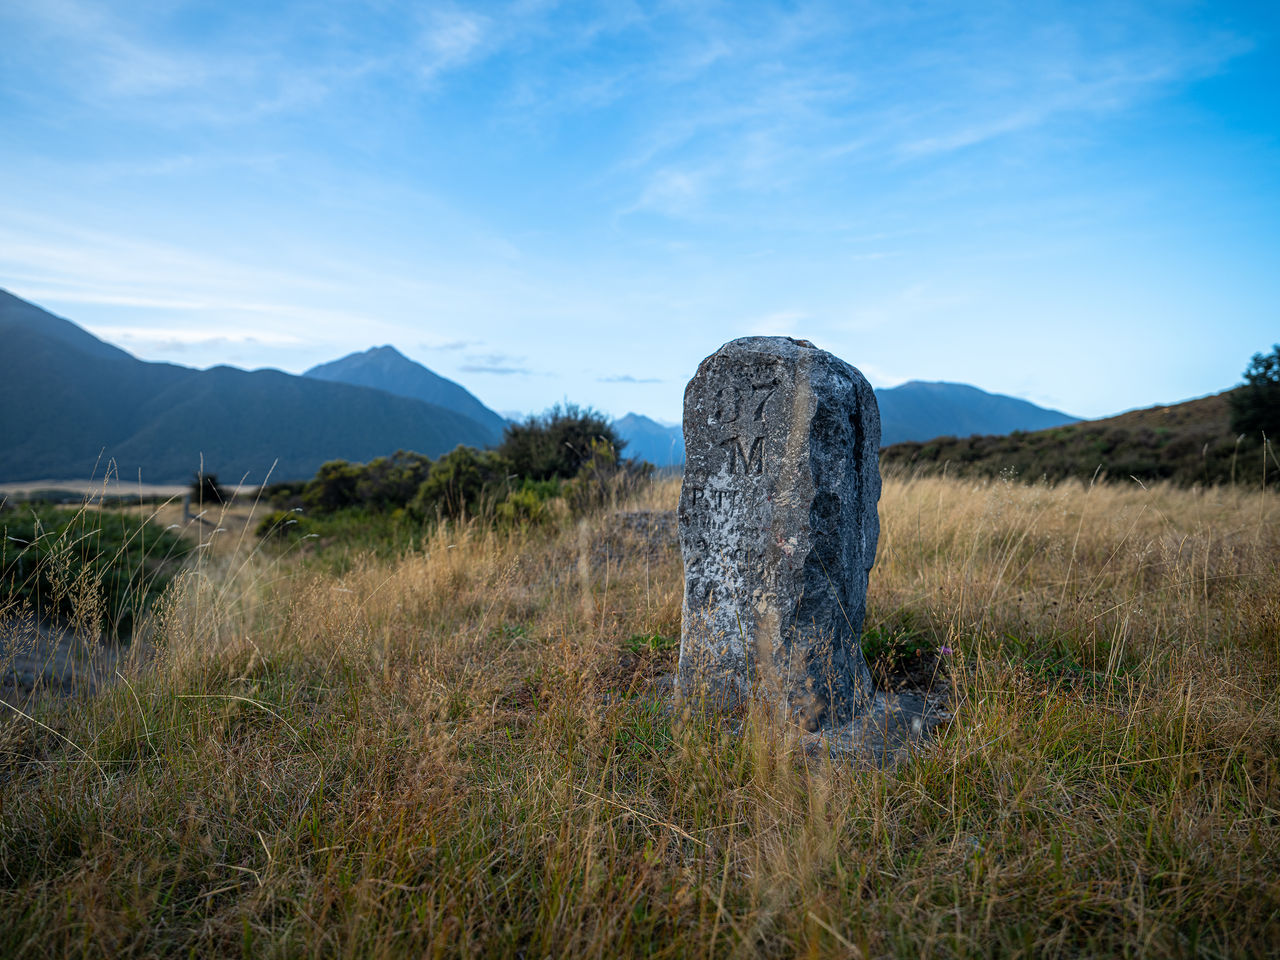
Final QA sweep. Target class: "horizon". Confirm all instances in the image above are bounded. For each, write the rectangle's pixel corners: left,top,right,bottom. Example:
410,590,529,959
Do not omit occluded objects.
2,2,1278,423
11,283,1207,427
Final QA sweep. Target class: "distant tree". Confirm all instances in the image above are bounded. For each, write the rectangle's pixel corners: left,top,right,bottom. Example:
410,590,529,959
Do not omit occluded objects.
1229,345,1280,439
498,404,625,481
191,472,228,506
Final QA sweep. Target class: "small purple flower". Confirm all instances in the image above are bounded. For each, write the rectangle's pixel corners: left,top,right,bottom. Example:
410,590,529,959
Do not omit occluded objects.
939,645,954,655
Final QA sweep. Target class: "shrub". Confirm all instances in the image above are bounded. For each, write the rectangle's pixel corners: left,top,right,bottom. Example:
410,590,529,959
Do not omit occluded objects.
354,450,432,511
498,403,624,481
562,439,654,514
302,460,364,514
495,488,548,527
260,481,307,511
410,446,511,519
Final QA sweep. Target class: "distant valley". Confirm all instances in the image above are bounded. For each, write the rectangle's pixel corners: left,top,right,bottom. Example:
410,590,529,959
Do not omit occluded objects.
3,288,1089,483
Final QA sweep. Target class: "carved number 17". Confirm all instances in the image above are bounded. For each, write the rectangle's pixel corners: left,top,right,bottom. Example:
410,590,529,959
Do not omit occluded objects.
750,381,778,421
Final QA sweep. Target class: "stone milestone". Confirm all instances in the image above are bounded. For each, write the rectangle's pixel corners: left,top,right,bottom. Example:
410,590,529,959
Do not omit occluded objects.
677,337,882,731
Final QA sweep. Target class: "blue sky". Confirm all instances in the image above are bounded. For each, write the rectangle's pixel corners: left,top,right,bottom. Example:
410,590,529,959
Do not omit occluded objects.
1,0,1277,423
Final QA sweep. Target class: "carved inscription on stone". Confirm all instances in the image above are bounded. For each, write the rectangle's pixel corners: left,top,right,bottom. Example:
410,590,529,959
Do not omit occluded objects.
677,337,881,731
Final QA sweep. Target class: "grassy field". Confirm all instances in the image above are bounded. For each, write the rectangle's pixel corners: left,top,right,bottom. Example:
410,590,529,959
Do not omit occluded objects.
1,471,1278,957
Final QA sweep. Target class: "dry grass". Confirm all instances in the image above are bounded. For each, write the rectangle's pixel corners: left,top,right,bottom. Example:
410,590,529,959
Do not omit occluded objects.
1,472,1277,957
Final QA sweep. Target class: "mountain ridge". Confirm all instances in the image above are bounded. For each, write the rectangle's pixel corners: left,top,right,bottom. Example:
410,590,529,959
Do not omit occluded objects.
1,289,1102,481
0,290,499,483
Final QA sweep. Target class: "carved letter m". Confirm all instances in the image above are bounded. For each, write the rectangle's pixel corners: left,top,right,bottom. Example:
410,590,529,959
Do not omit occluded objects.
722,436,763,475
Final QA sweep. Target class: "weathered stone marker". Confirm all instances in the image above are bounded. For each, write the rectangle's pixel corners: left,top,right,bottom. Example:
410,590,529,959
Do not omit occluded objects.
677,337,881,731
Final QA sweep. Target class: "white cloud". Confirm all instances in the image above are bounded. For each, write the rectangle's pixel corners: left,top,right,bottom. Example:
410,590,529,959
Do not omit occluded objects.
416,8,490,84
85,326,303,346
624,167,707,218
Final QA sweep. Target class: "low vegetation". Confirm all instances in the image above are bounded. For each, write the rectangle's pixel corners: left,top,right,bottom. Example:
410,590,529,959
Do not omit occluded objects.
882,387,1279,487
256,405,652,556
0,503,191,638
1,464,1277,956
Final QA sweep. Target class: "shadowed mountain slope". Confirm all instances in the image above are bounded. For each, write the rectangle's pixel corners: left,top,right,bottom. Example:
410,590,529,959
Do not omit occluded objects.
0,291,497,483
304,345,506,441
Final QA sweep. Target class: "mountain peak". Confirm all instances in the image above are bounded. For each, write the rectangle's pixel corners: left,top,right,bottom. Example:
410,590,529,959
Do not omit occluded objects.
304,345,506,441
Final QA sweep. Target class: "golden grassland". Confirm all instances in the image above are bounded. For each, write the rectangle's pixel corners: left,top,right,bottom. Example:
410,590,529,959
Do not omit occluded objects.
1,471,1278,957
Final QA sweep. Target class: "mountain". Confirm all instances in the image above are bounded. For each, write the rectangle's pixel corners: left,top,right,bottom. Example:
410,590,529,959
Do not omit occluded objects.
0,289,135,364
304,346,507,440
0,290,498,483
880,388,1259,486
875,381,1078,447
614,413,684,467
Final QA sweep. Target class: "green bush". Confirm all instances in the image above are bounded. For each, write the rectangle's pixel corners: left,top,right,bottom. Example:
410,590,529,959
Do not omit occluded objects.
354,450,432,511
495,488,548,527
498,403,624,481
262,406,650,543
562,438,654,514
410,446,511,520
302,460,363,514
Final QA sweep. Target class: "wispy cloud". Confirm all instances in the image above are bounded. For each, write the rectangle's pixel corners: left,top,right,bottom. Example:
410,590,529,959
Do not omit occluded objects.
415,7,491,85
85,326,304,355
598,374,662,384
593,2,1253,219
459,363,532,376
460,351,531,375
623,167,709,218
0,1,1268,422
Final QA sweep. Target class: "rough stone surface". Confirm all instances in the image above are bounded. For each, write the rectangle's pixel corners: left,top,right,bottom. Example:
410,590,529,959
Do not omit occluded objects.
677,336,881,730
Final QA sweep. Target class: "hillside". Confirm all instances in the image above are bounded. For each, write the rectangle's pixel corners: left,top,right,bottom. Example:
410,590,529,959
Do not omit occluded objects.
0,290,499,483
880,388,1269,486
876,380,1078,446
304,345,506,441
